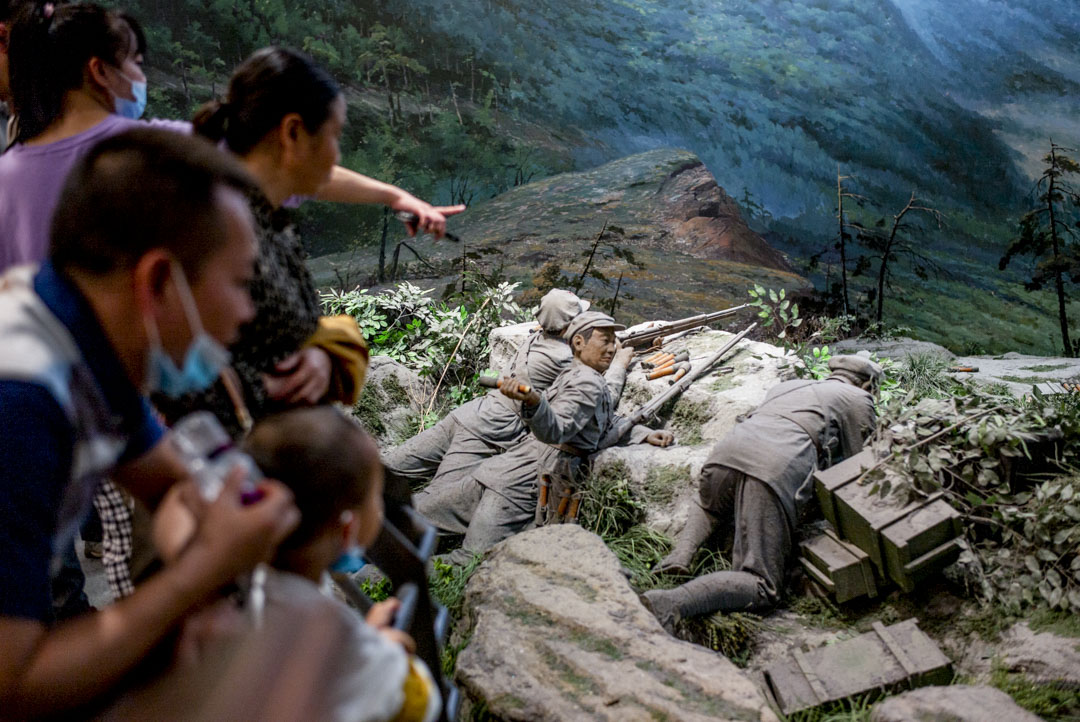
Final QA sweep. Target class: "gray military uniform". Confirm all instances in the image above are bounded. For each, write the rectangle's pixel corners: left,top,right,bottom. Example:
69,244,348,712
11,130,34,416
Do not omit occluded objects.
708,377,875,530
415,358,647,562
382,329,572,492
646,376,875,620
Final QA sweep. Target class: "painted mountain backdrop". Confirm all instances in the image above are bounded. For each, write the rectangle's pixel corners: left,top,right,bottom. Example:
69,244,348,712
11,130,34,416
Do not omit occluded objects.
115,0,1080,353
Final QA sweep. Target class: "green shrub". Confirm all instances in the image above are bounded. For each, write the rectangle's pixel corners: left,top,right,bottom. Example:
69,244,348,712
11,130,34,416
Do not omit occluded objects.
322,279,529,395
867,386,1080,614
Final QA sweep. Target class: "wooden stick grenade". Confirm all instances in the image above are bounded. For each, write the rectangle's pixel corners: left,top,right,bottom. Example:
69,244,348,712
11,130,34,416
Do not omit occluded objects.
643,353,675,369
478,375,532,395
647,365,677,380
668,362,692,383
654,350,689,371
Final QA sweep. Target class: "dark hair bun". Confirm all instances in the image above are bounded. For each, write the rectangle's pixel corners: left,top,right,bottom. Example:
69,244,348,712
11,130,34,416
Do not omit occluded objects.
192,99,231,143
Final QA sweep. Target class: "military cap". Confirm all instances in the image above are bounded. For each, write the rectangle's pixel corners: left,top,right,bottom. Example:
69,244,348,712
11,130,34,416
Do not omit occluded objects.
565,310,625,342
828,354,884,384
536,289,590,335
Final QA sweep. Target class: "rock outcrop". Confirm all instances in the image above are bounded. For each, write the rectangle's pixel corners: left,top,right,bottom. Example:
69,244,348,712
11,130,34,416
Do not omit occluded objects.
352,356,428,447
308,149,807,324
451,148,793,271
869,685,1041,722
455,525,779,722
956,621,1080,689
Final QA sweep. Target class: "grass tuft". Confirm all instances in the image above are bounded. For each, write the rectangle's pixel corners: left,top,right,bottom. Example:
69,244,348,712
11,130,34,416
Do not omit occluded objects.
990,665,1080,720
782,694,876,722
893,352,960,401
675,612,763,667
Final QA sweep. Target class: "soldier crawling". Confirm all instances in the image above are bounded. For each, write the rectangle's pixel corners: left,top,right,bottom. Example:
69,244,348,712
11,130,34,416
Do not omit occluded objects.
382,289,589,494
643,355,881,628
416,311,674,562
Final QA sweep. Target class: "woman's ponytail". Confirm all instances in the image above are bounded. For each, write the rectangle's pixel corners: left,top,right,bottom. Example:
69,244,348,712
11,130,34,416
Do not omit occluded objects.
204,47,341,157
192,99,231,143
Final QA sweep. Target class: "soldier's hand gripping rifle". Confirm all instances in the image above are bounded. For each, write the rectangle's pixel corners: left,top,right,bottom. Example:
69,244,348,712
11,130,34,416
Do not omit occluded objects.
617,305,750,351
606,323,758,443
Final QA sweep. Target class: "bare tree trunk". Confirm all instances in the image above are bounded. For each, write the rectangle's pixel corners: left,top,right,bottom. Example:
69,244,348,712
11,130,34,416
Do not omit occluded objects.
390,241,402,281
1047,147,1073,355
575,222,608,295
837,166,850,317
610,272,624,319
449,84,463,125
460,241,467,295
378,207,389,282
383,70,394,127
877,193,910,324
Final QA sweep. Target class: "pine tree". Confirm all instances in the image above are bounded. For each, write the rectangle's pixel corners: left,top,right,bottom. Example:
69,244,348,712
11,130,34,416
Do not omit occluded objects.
1000,142,1080,356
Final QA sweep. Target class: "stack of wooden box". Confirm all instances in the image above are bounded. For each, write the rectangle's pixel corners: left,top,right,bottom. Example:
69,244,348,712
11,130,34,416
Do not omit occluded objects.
801,449,963,602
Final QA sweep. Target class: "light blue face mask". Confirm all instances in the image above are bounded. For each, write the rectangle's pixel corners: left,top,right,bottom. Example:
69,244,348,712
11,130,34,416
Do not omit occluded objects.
144,264,231,398
114,77,147,120
330,545,367,574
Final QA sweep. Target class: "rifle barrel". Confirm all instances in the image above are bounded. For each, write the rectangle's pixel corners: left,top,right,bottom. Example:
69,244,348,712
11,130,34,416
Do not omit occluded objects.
618,304,750,346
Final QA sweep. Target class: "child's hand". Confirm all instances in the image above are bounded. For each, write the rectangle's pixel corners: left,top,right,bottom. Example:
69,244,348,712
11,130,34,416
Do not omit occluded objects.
365,598,400,629
366,598,417,654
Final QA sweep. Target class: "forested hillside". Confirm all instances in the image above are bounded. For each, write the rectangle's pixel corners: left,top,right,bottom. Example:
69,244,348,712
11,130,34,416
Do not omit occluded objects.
115,0,579,255
111,0,1080,354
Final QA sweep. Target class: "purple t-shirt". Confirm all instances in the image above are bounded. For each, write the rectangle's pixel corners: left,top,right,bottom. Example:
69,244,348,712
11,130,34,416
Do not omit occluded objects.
0,115,192,272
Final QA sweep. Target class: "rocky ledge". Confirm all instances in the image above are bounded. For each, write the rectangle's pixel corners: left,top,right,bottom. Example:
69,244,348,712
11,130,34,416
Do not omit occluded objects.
455,525,778,722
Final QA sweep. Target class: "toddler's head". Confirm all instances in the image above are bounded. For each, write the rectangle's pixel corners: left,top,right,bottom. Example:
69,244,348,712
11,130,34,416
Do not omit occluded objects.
243,406,383,576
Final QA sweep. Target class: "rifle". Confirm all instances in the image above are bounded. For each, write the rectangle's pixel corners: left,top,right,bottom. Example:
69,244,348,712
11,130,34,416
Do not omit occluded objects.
617,305,750,350
609,323,757,441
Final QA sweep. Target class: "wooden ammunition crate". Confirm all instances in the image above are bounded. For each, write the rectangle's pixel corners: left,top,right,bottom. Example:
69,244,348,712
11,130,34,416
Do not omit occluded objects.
832,486,962,593
799,528,878,604
763,618,953,716
814,450,877,529
814,450,963,592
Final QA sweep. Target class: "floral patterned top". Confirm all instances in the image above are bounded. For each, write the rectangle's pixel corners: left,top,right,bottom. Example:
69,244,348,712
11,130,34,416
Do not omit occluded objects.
154,187,322,437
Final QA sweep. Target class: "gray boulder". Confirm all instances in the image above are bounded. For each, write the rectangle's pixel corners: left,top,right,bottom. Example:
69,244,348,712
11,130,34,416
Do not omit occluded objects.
831,337,955,361
352,355,428,446
869,685,1041,722
455,524,779,721
997,622,1080,688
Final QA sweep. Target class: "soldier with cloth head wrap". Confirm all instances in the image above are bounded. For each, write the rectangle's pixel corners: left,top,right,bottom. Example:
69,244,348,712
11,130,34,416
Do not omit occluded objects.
643,354,882,627
382,289,589,496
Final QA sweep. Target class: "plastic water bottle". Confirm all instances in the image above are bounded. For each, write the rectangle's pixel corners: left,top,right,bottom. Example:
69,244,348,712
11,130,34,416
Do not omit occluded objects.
170,411,263,503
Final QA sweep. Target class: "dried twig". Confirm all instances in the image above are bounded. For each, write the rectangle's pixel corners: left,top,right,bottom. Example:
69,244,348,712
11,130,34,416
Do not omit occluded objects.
420,296,492,429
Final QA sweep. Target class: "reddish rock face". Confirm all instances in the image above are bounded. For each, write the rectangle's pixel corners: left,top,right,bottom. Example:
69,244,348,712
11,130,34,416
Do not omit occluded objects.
658,163,793,271
311,148,806,323
439,147,794,273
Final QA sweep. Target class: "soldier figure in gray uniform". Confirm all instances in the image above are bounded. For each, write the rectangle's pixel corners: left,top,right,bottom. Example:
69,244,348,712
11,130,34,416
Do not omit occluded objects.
382,289,588,494
417,311,674,562
643,355,881,626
